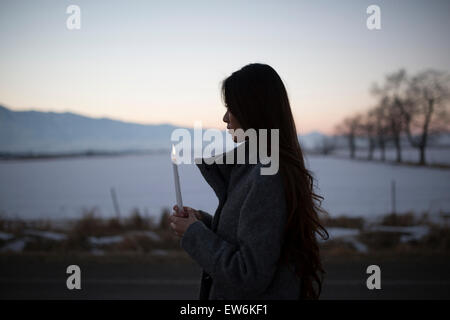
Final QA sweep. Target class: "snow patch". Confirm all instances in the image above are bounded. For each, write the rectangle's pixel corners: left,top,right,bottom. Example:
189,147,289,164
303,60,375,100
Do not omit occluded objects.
25,230,67,241
367,225,430,243
88,235,124,246
0,238,28,252
319,227,368,253
0,231,14,241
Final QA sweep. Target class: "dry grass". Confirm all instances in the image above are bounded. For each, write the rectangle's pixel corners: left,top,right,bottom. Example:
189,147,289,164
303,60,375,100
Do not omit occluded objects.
320,215,365,229
0,207,178,253
380,211,432,226
1,209,449,256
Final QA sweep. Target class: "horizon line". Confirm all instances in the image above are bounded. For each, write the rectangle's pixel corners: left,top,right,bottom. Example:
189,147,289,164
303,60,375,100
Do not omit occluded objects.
0,103,327,136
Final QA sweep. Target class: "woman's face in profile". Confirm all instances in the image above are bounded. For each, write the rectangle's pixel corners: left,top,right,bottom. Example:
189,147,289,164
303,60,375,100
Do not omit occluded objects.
223,109,242,142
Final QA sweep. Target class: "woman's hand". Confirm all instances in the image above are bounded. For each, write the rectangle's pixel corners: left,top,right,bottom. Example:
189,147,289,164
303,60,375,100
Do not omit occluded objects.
170,205,200,237
172,205,203,220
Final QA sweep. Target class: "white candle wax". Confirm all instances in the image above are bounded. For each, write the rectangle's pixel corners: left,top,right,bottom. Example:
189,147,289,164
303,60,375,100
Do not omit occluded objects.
171,145,184,215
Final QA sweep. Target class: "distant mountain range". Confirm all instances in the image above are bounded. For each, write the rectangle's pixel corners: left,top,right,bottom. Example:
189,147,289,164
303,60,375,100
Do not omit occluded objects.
2,105,448,155
0,105,330,154
0,105,183,153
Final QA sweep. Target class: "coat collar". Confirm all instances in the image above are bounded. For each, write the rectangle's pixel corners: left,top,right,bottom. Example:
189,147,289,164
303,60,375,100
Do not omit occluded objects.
195,140,251,201
195,138,273,200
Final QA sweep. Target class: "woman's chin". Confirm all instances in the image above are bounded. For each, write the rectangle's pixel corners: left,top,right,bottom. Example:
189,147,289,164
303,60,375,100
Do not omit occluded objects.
232,135,244,143
227,128,242,143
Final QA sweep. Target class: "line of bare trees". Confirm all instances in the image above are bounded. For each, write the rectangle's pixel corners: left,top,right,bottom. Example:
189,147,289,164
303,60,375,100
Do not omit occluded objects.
335,69,450,165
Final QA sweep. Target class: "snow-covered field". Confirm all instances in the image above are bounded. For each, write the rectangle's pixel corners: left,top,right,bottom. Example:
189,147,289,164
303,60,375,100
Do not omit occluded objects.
0,150,449,221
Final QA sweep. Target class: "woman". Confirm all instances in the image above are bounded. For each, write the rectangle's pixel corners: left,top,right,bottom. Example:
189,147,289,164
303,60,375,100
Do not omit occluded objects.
169,63,329,300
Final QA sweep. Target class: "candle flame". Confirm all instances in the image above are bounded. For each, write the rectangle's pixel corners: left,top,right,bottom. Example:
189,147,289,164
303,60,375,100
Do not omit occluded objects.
171,144,177,163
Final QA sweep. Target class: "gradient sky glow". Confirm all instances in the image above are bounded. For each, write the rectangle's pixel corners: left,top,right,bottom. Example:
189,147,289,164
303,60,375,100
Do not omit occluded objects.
0,0,449,134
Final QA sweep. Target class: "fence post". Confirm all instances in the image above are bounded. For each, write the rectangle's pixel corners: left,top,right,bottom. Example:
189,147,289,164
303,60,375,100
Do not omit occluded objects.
110,187,121,219
391,180,396,215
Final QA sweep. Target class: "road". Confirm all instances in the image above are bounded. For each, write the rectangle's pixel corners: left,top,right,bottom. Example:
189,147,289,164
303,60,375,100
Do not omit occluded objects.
0,253,449,299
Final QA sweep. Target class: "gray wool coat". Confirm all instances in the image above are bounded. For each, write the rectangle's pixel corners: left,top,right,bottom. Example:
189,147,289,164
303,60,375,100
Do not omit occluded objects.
180,141,301,300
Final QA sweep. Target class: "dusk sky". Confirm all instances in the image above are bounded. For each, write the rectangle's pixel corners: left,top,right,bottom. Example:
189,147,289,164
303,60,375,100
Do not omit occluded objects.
1,0,449,134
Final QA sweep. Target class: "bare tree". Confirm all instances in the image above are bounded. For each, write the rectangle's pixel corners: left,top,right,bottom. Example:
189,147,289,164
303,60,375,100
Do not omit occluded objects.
400,69,450,165
371,100,390,161
335,114,362,159
317,136,337,155
336,68,449,165
371,70,408,163
360,112,377,160
387,97,405,163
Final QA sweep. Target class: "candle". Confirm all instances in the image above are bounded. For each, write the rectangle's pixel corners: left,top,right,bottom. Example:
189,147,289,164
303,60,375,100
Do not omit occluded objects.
171,144,185,216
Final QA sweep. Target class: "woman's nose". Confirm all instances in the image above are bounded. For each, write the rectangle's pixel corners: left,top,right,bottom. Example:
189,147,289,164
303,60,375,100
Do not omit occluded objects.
223,110,229,123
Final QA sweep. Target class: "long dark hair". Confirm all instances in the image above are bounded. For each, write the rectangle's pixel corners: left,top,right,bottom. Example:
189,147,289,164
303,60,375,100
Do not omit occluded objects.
221,63,329,299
